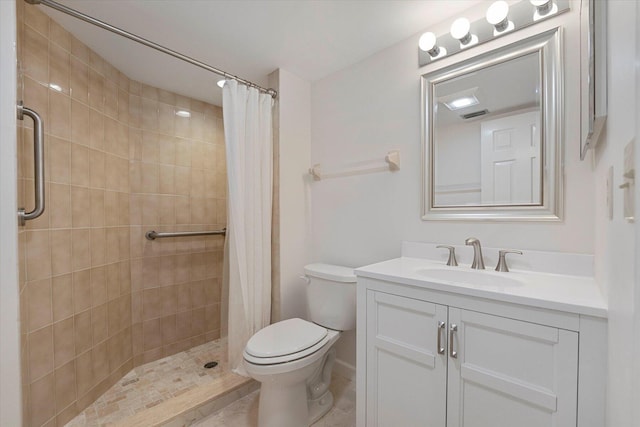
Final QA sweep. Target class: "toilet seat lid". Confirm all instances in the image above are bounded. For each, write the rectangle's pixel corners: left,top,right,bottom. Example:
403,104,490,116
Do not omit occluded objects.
245,318,328,358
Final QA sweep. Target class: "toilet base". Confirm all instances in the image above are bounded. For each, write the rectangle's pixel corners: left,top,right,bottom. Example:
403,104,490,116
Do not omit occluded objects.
308,389,334,425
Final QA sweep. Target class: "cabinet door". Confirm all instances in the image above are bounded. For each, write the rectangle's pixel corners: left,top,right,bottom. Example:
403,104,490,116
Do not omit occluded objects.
365,290,447,427
446,308,578,427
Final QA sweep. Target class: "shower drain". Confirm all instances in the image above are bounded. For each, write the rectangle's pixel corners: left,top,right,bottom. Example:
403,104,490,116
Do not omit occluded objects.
204,361,218,369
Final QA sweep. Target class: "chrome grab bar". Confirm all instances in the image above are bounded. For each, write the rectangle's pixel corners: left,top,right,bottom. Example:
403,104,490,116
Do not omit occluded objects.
17,101,45,225
145,228,226,240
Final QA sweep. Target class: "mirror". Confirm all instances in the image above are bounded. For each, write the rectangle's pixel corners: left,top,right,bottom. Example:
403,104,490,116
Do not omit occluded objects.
421,28,563,221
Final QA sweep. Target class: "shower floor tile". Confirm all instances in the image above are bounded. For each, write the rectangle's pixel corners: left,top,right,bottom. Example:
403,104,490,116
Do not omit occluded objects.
192,371,357,427
67,338,230,426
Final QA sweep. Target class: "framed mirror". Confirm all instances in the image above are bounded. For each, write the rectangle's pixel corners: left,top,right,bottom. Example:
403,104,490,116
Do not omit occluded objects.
421,28,563,221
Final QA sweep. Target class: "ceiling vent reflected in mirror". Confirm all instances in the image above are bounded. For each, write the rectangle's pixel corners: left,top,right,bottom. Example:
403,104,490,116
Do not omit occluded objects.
461,110,489,120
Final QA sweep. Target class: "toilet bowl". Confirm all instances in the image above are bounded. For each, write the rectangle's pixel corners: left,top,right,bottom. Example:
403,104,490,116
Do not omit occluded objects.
243,263,357,427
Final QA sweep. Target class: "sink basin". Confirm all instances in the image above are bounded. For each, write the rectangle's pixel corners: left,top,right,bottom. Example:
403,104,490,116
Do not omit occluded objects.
415,268,523,288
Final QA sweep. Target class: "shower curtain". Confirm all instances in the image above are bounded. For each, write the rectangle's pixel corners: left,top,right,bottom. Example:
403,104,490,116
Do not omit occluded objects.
222,80,273,375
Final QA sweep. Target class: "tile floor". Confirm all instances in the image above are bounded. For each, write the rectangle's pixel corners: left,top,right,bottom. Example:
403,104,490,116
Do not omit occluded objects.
67,339,229,426
193,372,356,427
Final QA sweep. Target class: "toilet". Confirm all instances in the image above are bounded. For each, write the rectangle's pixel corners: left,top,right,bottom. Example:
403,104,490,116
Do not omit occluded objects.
243,263,357,427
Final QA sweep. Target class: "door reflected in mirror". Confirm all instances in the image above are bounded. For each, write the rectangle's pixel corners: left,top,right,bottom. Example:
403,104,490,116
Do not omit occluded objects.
434,52,541,207
422,28,563,221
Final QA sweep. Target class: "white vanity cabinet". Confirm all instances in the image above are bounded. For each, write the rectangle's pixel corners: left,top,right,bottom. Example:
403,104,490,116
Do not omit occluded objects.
356,267,607,427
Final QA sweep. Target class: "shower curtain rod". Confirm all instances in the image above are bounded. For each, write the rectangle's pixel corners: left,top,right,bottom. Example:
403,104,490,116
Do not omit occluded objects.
25,0,278,98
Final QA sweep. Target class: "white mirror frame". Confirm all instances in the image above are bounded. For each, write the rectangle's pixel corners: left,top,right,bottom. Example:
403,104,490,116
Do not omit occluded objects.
421,28,563,221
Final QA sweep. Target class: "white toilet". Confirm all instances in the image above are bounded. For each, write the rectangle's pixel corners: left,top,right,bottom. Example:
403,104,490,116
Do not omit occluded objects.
243,263,357,427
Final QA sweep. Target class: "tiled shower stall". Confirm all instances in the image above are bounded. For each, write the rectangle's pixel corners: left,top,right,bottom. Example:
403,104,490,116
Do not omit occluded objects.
16,2,227,425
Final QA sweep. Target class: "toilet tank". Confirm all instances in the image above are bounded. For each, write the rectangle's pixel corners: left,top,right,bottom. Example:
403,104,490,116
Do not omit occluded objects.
304,263,357,331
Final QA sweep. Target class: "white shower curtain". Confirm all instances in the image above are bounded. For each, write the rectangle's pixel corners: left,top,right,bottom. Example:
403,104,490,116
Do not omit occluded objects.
222,80,273,376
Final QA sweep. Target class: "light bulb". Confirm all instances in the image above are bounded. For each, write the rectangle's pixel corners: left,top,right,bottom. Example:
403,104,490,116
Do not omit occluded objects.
217,79,226,88
419,32,443,58
531,0,557,20
419,32,437,52
487,2,509,28
450,17,471,42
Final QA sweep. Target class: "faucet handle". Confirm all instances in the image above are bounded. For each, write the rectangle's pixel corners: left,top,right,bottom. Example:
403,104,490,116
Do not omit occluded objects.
495,250,523,272
436,245,458,266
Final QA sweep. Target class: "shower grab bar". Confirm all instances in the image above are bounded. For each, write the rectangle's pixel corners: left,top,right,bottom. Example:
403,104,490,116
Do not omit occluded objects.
145,228,226,240
17,102,45,225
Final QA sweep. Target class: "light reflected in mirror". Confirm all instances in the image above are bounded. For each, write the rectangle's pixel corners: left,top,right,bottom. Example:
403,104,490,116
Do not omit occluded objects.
422,28,563,221
433,52,541,207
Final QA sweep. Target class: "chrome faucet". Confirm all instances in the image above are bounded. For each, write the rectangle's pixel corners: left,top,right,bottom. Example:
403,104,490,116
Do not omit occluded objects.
465,237,485,269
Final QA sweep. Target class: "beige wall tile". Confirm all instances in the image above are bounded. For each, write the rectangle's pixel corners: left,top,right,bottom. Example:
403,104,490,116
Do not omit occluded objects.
53,317,75,368
142,318,162,351
90,228,105,267
74,310,92,355
70,143,89,187
72,269,91,313
30,372,56,427
91,304,108,344
28,325,53,382
71,186,90,228
27,278,52,332
104,80,118,118
89,109,104,149
25,230,51,281
49,136,70,184
49,183,71,229
70,36,89,63
51,229,72,276
88,68,104,112
70,56,88,104
49,90,71,139
105,263,120,301
72,229,91,270
52,274,73,322
90,189,105,227
54,360,76,413
90,266,106,308
49,42,70,95
24,3,49,34
71,100,90,146
142,288,162,321
75,350,93,398
23,27,49,84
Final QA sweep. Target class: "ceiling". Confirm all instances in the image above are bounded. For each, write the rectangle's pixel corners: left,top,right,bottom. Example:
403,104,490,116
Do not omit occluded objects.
39,0,478,106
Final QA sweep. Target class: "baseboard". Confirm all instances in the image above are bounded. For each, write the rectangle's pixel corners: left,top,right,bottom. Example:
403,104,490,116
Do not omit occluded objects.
333,358,356,381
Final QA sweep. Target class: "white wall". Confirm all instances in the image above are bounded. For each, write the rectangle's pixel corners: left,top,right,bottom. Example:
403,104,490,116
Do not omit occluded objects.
310,3,593,367
0,1,22,424
593,1,639,426
276,69,313,320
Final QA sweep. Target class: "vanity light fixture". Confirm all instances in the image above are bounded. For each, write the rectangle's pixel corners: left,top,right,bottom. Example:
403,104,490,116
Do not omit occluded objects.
418,0,569,67
419,32,446,59
216,79,226,88
531,0,558,21
486,1,514,35
176,110,191,118
450,18,477,48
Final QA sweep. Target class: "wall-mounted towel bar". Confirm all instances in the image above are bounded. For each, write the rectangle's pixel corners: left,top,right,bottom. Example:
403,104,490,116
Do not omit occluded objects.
145,228,227,240
309,150,400,181
17,101,45,225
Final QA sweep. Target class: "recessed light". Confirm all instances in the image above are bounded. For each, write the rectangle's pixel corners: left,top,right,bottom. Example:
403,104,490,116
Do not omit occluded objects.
176,110,191,118
444,95,479,111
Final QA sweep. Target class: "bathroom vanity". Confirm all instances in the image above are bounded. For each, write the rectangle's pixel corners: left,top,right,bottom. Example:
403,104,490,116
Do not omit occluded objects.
355,243,607,427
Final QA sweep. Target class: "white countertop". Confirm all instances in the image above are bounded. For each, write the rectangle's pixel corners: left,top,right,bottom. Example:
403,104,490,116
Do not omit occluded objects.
355,257,607,318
